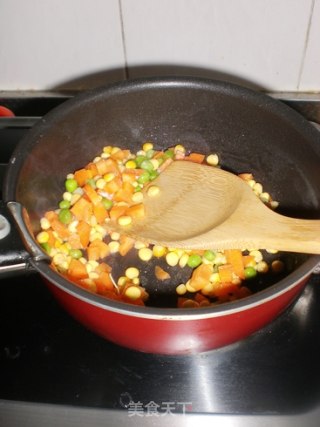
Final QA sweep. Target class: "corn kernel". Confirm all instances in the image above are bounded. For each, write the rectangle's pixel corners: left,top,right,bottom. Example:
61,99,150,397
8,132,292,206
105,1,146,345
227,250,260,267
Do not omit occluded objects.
152,245,167,258
125,160,137,169
179,253,189,268
66,173,74,179
103,173,115,183
101,152,110,159
40,218,51,230
176,284,187,295
165,251,180,267
249,250,263,263
125,286,142,300
134,241,147,250
206,153,219,166
138,247,153,261
63,192,72,202
260,192,270,203
174,144,186,154
210,272,220,283
117,215,132,226
117,276,128,287
109,241,120,253
256,261,269,273
96,178,106,189
36,231,49,244
93,156,102,163
202,283,214,295
110,232,120,241
132,277,140,285
132,192,144,203
150,159,160,170
68,220,79,233
143,142,154,152
147,185,160,197
103,145,113,154
125,267,140,279
111,147,120,155
186,282,197,293
253,182,263,195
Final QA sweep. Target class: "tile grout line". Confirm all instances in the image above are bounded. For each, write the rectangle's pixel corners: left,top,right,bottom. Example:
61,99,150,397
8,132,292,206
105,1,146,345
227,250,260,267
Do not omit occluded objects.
118,0,129,79
297,0,316,90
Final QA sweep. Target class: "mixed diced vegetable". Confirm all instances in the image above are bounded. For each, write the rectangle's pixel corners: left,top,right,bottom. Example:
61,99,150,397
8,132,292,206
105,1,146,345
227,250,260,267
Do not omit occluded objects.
36,142,284,308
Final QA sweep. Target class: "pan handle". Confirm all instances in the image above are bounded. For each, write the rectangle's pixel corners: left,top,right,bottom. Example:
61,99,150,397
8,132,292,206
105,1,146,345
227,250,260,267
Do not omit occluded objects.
0,201,46,278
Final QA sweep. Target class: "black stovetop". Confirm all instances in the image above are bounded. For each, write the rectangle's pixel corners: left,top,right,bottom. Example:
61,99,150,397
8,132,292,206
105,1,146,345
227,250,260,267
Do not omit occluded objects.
1,93,320,427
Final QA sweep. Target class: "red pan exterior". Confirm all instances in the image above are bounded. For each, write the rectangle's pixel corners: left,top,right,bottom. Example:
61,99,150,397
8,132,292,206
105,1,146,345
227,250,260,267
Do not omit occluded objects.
46,277,307,355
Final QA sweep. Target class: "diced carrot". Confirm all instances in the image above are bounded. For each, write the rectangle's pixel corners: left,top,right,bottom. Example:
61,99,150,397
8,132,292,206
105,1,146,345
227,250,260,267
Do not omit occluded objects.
94,271,114,293
45,210,58,223
86,162,99,177
68,258,88,279
111,149,130,161
122,168,145,176
184,152,205,163
93,202,109,224
119,235,135,256
104,177,122,194
224,249,245,279
87,245,100,262
51,219,70,240
109,205,128,220
238,173,253,181
218,264,233,283
67,233,82,249
243,255,256,268
189,263,213,291
87,239,110,261
125,203,145,218
74,168,93,187
155,265,171,281
95,158,120,176
46,229,57,247
70,197,93,221
122,172,137,183
76,220,91,248
212,282,239,298
83,184,102,205
95,262,112,274
113,188,134,204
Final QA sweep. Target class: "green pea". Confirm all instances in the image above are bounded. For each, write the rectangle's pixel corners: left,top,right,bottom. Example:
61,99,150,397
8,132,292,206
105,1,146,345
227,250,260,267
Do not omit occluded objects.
102,198,113,210
41,243,51,254
149,170,159,181
137,171,150,185
58,208,72,224
164,149,174,159
134,185,143,192
59,200,71,209
244,266,257,279
187,254,202,268
70,249,82,259
135,155,147,167
65,178,78,193
146,149,155,159
140,159,154,172
203,250,216,262
86,178,96,188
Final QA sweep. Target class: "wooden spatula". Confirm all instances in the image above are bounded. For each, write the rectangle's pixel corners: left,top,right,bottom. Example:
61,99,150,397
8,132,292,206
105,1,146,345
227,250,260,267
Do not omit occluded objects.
108,160,320,253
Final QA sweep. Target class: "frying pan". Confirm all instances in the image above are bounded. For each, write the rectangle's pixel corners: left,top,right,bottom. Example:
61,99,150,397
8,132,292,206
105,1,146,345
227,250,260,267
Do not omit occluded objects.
1,77,320,355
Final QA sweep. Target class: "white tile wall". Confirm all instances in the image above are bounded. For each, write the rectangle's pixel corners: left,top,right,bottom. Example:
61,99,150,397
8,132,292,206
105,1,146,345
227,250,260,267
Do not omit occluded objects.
0,0,125,90
0,0,319,92
298,0,320,91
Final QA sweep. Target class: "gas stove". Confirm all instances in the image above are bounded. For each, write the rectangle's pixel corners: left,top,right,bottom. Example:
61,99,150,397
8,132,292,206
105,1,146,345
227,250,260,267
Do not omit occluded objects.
0,91,320,427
